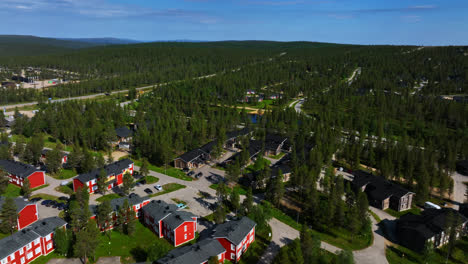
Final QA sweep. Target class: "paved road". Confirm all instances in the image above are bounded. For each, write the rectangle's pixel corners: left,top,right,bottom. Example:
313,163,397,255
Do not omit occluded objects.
258,218,299,264
451,172,467,209
32,175,70,198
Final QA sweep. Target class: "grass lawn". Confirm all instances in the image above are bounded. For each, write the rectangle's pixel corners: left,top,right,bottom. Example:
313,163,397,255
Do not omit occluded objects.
149,183,186,198
94,221,174,264
31,184,49,192
385,207,421,218
30,252,63,264
134,160,192,181
141,176,159,184
53,169,77,179
209,184,248,196
55,183,74,195
386,237,468,264
369,210,382,223
96,193,122,203
4,184,21,197
30,193,61,202
268,152,285,159
268,205,372,251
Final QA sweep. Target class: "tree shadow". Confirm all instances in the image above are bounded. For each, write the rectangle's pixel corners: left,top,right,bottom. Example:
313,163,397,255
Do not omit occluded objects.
130,246,147,262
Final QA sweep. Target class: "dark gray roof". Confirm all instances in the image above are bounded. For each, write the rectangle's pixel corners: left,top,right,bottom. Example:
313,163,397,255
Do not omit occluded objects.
264,134,288,151
90,194,149,215
176,149,207,163
115,127,133,138
157,239,226,264
164,211,196,230
142,200,178,222
0,196,33,213
0,217,66,259
213,217,256,245
352,170,412,200
75,159,133,183
226,128,250,140
398,208,468,239
0,160,41,178
27,217,66,237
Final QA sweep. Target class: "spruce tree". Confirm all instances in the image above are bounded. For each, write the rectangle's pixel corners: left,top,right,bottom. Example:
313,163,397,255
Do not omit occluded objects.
0,197,18,234
21,178,31,198
97,200,113,230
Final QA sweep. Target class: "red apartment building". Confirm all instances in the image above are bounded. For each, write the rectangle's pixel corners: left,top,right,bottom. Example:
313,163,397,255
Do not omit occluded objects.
0,217,66,264
0,197,39,230
213,217,256,262
142,200,197,247
0,160,46,189
90,193,150,230
73,159,134,193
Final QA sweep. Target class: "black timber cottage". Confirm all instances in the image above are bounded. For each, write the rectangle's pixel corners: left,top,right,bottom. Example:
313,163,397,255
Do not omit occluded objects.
351,170,414,212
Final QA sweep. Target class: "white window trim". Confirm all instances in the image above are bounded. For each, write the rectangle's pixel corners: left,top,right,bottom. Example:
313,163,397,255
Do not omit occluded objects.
26,252,33,260
46,243,52,250
19,248,24,255
34,238,40,245
35,247,41,254
9,254,15,261
46,234,51,241
231,244,235,250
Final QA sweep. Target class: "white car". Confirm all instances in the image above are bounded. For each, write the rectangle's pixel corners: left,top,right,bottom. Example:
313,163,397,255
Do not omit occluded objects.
154,185,163,191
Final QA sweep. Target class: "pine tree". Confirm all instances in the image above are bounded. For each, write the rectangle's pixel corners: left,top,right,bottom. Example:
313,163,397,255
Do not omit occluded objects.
21,178,31,198
140,158,150,182
229,190,240,215
74,221,100,264
46,147,63,174
208,256,219,264
97,200,113,230
0,170,9,194
0,197,18,234
54,227,71,256
216,181,228,203
121,172,134,195
242,187,254,214
97,168,108,195
213,204,226,224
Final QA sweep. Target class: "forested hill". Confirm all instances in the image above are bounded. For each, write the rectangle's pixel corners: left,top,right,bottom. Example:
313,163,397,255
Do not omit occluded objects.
0,35,105,57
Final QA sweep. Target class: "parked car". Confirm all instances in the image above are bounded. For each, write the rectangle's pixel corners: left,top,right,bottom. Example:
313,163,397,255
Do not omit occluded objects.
58,196,68,201
30,197,42,203
154,185,163,191
177,203,187,209
144,188,153,194
195,172,203,178
52,202,59,209
183,168,189,173
135,182,142,187
140,179,147,185
187,171,195,176
57,203,66,210
41,200,52,206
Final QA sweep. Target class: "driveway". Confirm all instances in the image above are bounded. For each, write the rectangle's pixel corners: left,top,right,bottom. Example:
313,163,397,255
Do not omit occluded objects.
32,175,70,198
258,218,299,264
353,216,389,264
451,172,467,209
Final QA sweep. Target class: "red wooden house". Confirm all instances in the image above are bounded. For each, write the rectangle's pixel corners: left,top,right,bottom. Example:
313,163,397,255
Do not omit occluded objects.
73,159,134,194
156,238,226,264
0,197,39,230
0,217,66,264
142,200,197,247
0,160,46,189
213,217,256,262
90,193,150,230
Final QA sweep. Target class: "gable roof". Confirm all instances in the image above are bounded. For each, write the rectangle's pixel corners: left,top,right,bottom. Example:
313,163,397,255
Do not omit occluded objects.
142,200,178,222
0,217,66,259
75,158,133,183
90,193,149,216
226,128,250,140
164,211,196,230
157,238,226,264
264,134,288,151
176,149,207,163
41,148,68,157
398,208,468,239
0,197,33,213
212,217,256,245
352,170,412,200
0,160,41,178
115,127,133,138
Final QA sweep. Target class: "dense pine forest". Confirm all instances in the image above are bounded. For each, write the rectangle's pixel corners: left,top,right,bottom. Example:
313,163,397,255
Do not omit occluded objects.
1,41,468,263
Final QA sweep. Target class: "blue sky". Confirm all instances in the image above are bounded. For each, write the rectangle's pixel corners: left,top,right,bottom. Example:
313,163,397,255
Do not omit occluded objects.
0,0,467,45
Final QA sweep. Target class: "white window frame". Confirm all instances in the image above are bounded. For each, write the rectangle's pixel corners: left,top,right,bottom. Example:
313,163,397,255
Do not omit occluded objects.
35,247,41,255
19,248,24,255
34,238,40,245
21,257,25,264
184,234,187,240
26,243,32,250
46,234,51,241
9,254,15,261
46,243,52,250
26,252,33,260
184,225,187,232
1,258,7,264
231,244,235,251
231,253,235,259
